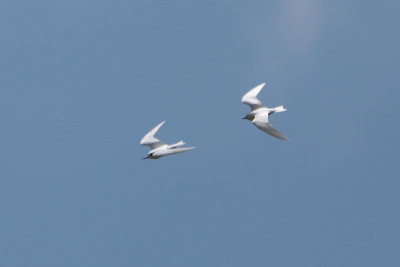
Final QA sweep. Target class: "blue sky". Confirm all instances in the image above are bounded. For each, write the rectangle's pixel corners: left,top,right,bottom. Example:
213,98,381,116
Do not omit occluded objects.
0,0,399,266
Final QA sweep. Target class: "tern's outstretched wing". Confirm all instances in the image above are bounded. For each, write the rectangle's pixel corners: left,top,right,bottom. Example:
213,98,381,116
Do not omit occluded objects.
253,113,288,141
154,147,195,157
242,83,265,111
140,121,166,149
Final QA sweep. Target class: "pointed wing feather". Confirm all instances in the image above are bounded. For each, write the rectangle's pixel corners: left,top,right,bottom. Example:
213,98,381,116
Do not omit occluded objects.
153,146,195,157
140,121,166,149
242,83,265,111
253,113,288,141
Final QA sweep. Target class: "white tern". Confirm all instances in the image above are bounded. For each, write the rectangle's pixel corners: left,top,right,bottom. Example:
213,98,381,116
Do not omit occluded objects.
140,121,195,159
242,83,289,141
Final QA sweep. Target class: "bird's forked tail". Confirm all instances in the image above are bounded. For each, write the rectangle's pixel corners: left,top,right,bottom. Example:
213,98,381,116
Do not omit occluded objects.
272,105,286,113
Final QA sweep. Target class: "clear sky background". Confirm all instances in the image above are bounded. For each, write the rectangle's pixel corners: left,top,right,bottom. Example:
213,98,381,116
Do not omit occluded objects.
1,0,399,266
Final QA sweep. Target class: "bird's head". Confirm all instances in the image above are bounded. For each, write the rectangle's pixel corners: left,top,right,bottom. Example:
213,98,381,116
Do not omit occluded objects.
242,113,255,121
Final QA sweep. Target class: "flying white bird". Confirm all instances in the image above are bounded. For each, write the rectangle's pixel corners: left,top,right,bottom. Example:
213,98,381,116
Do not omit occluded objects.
140,121,195,159
242,83,289,141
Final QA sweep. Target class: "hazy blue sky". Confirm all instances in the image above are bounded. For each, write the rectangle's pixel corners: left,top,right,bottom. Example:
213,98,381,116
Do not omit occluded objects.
1,0,399,266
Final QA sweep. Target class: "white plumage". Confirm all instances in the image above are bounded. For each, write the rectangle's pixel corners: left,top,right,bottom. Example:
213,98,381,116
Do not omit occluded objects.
242,83,289,141
140,121,195,159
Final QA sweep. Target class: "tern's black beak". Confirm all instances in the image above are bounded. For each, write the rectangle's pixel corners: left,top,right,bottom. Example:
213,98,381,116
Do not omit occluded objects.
242,117,247,120
142,156,150,160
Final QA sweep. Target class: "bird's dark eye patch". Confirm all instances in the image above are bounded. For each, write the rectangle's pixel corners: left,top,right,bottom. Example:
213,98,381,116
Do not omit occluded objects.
245,114,255,121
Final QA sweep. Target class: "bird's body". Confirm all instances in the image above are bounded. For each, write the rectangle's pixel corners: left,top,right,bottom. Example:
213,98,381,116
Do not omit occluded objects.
242,83,289,141
140,121,195,159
